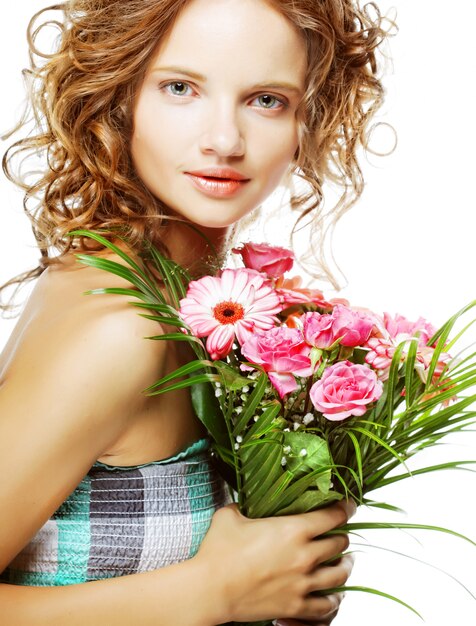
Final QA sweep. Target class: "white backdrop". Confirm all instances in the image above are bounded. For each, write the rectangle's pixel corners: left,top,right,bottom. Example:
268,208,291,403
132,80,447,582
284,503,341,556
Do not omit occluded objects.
1,2,475,625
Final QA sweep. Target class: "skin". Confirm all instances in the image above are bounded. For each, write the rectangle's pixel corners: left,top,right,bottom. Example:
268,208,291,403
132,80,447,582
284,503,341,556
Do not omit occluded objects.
130,0,307,267
0,1,353,623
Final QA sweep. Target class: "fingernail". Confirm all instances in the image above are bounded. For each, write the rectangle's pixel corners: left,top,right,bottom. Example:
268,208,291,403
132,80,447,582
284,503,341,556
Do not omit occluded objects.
343,498,357,518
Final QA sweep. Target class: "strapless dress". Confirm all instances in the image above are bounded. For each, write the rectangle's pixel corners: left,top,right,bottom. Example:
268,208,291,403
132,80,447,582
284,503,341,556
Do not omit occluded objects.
0,437,234,586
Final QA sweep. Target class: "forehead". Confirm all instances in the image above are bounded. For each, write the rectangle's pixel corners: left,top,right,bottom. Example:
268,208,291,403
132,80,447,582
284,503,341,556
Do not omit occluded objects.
148,0,307,87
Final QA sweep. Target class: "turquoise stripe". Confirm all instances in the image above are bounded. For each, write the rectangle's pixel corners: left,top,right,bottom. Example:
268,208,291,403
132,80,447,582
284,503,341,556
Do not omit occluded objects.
53,475,91,585
186,455,216,558
92,436,211,471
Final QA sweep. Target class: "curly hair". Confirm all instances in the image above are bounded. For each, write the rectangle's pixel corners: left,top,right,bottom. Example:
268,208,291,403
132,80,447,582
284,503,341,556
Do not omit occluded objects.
1,0,395,311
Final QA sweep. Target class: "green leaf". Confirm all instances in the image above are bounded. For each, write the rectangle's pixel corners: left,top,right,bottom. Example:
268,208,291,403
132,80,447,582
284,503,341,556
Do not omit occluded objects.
319,585,423,619
145,374,218,395
214,360,255,391
275,489,343,515
368,460,476,490
282,431,332,491
352,541,476,601
191,380,230,449
75,254,159,301
341,521,476,547
404,337,419,407
144,360,213,391
232,372,269,436
243,402,281,443
84,287,151,302
68,229,153,278
344,430,363,489
144,332,203,345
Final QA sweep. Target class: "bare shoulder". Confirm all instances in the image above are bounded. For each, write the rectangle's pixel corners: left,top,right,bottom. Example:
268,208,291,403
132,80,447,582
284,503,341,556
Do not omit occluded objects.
6,252,166,384
0,254,167,571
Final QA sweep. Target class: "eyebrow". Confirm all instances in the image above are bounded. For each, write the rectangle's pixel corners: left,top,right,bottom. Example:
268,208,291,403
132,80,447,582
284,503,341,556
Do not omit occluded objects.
150,65,304,95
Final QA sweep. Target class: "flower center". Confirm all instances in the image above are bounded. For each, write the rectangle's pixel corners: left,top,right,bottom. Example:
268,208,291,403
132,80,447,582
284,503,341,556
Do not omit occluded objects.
213,300,245,325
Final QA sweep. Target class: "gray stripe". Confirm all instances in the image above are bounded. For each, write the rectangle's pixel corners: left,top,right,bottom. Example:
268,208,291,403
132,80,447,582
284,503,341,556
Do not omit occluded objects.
87,467,144,578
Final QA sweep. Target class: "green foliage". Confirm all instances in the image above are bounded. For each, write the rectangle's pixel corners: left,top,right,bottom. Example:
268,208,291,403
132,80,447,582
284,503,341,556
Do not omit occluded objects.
70,230,476,626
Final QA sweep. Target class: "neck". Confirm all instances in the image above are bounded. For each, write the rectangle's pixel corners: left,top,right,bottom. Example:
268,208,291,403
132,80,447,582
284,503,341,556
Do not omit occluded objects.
152,219,231,277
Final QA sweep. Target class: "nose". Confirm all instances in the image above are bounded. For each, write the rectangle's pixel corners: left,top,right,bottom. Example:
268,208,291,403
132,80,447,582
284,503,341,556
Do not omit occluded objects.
199,102,245,158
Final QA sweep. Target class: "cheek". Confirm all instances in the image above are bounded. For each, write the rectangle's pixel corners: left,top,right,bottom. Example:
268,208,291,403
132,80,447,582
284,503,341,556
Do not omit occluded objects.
252,122,298,186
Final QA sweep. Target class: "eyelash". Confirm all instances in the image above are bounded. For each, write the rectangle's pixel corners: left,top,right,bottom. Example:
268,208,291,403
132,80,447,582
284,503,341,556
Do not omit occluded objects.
159,80,287,111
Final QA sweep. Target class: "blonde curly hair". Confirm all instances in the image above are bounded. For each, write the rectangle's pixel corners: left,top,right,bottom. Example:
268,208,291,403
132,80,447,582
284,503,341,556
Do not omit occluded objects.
1,0,394,311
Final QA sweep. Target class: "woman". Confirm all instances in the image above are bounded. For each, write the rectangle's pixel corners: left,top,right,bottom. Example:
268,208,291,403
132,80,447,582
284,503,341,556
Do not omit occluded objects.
0,0,388,623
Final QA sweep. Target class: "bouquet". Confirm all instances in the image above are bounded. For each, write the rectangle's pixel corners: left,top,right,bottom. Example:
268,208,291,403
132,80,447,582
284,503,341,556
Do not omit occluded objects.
71,231,476,624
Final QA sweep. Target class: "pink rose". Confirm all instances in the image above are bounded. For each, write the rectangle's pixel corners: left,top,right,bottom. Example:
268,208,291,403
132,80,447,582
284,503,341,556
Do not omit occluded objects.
310,360,383,421
303,311,335,349
384,312,437,347
303,305,375,350
232,242,294,278
274,275,346,310
241,327,313,398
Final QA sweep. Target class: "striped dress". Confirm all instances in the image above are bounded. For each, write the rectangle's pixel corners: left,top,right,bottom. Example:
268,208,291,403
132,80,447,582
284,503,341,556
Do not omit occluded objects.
1,437,235,586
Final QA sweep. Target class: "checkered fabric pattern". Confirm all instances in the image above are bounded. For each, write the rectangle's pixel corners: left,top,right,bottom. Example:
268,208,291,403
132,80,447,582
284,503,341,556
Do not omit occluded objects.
1,438,234,586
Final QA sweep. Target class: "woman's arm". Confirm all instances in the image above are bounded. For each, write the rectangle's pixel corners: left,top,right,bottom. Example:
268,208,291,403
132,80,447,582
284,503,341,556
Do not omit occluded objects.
0,558,223,626
0,266,354,624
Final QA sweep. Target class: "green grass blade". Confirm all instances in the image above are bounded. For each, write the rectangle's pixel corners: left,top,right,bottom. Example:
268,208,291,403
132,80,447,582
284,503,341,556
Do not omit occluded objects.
144,332,203,344
404,337,419,407
148,247,181,309
143,359,213,392
318,585,422,619
68,229,150,277
84,287,151,302
232,373,268,437
368,460,476,490
75,254,160,301
145,374,219,396
343,430,363,489
341,522,476,547
352,541,476,601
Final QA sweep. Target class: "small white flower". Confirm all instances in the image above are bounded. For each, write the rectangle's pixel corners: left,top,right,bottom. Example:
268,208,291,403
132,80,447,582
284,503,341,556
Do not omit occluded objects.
234,442,240,450
281,456,287,466
242,385,250,393
236,435,243,443
299,448,308,457
253,415,259,422
215,388,223,397
214,382,222,388
240,394,248,402
293,422,301,431
234,406,243,414
283,445,291,455
284,428,290,432
302,413,314,426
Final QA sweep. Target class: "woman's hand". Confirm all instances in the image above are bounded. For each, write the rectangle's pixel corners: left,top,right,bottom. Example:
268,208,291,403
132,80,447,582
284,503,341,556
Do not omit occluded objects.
192,499,355,624
274,552,354,626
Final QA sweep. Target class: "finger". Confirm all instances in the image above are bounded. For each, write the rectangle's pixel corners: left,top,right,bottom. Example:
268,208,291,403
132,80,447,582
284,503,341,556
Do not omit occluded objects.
275,618,337,626
299,500,356,538
299,591,344,621
308,534,350,567
307,554,354,592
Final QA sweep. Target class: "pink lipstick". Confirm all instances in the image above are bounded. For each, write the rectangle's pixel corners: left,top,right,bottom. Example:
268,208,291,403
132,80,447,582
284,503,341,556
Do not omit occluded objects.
184,167,251,198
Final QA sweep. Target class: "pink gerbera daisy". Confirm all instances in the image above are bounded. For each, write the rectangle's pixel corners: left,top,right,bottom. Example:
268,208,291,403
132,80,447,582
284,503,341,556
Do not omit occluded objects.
179,268,282,360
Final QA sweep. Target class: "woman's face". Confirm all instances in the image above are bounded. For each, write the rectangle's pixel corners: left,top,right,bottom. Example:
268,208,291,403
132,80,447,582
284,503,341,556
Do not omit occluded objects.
131,0,307,229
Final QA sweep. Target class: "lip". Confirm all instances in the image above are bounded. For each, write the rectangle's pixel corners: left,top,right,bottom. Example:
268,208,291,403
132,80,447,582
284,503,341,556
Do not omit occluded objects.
184,172,250,198
186,167,250,181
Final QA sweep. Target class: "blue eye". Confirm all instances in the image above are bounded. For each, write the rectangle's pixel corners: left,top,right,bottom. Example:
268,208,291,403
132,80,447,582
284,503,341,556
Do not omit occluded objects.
162,81,194,97
253,94,286,110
